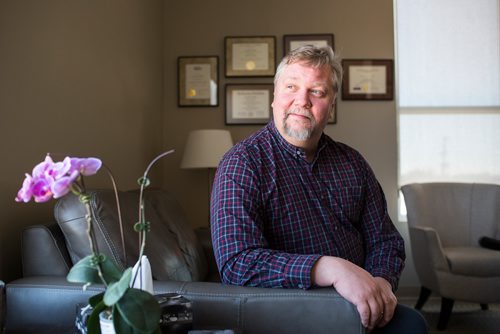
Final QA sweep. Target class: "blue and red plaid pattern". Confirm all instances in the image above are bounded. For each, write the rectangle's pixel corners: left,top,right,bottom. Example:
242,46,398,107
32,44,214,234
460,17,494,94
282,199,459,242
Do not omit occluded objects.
210,122,405,290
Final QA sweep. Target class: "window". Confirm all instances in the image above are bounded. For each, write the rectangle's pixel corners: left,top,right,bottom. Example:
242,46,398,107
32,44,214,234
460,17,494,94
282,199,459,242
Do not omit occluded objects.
395,0,500,217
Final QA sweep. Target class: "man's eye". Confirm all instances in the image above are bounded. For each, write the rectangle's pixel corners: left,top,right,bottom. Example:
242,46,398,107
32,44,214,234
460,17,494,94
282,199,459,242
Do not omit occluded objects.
311,90,325,96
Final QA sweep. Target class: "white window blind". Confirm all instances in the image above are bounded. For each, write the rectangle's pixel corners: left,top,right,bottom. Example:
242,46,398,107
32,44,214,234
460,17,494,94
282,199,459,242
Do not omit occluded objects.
395,0,500,194
396,0,500,107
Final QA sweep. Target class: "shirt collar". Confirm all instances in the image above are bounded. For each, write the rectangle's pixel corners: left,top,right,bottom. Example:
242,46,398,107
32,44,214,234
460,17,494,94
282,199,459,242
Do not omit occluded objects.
268,121,328,162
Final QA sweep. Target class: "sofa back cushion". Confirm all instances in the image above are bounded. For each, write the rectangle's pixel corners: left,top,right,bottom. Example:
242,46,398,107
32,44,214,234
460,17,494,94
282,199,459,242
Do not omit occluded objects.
54,189,208,282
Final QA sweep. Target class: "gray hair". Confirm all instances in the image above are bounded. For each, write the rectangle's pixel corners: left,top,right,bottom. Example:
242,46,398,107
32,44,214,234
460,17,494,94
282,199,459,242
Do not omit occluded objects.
274,45,343,95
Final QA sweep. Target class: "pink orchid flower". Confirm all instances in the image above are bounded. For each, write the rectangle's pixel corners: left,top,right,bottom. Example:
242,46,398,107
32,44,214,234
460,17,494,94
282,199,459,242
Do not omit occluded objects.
15,155,102,203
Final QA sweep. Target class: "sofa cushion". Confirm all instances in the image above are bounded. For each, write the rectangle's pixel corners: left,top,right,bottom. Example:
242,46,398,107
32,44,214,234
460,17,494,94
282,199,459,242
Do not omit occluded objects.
54,189,208,282
445,246,500,277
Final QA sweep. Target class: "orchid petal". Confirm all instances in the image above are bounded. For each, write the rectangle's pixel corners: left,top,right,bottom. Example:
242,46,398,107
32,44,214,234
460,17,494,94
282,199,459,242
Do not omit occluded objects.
31,177,53,203
71,157,102,176
32,155,54,178
15,174,33,202
52,170,79,199
47,157,72,180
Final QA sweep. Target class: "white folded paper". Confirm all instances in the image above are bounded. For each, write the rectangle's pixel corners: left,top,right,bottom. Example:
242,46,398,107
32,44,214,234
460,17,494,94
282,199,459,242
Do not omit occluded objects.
130,255,154,294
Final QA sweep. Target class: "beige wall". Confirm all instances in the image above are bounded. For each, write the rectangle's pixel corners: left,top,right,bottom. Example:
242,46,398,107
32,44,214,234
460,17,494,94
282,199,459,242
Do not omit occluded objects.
0,0,164,281
0,0,418,286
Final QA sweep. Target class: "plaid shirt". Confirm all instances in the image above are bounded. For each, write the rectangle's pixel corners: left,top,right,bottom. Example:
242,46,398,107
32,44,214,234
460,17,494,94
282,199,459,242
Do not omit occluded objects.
210,122,405,290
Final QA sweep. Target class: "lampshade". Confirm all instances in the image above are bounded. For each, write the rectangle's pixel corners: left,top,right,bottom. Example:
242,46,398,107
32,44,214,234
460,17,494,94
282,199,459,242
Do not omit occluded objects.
181,129,234,169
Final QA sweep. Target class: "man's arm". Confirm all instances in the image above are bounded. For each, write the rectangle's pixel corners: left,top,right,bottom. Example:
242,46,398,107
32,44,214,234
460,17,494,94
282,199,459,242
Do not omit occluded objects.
359,162,405,291
310,156,403,331
312,256,397,331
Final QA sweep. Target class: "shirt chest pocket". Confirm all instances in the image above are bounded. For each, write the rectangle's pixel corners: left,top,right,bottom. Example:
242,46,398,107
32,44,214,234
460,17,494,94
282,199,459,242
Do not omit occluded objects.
326,185,364,227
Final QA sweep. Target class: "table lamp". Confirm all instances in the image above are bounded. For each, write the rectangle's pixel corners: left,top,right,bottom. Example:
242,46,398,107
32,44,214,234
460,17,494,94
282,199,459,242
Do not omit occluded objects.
181,129,234,223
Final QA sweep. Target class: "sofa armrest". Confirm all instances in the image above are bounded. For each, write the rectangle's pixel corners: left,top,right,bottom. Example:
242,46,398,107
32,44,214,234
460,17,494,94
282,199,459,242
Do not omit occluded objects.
5,277,363,334
161,281,364,334
409,226,449,292
5,277,100,333
22,225,72,277
410,226,448,272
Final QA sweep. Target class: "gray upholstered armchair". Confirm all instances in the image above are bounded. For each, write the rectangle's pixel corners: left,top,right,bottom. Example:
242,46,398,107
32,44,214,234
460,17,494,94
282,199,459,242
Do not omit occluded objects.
401,182,500,330
4,189,363,334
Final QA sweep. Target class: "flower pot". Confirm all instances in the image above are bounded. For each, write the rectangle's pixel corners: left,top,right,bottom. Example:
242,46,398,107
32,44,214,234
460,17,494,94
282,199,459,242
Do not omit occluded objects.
99,309,116,334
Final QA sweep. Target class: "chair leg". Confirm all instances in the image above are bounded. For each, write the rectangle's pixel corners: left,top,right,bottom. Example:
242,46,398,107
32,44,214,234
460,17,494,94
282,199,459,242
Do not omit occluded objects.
415,286,432,310
437,297,454,331
480,303,489,310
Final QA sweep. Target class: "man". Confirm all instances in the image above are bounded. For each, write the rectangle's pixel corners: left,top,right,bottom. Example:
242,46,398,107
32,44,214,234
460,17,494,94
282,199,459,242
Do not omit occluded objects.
211,45,427,333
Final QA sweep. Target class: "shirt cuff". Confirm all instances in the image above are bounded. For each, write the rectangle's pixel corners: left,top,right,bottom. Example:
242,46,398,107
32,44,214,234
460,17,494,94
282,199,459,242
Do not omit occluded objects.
371,270,399,291
283,254,322,289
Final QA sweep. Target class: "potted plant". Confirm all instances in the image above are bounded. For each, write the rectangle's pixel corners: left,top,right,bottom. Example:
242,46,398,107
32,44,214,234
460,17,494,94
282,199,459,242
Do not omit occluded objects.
15,150,174,333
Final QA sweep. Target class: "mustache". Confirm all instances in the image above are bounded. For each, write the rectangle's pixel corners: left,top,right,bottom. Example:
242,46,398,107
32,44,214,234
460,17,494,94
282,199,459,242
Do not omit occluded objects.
284,108,313,120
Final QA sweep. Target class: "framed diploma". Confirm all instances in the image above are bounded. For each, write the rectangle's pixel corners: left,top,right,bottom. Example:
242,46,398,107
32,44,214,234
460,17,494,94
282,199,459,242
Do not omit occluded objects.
328,102,337,124
225,84,273,124
225,36,276,77
283,34,334,56
341,59,394,100
178,56,219,107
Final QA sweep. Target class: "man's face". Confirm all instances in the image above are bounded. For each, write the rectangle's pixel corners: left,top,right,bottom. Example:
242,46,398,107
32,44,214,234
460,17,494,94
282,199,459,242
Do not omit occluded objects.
272,61,335,147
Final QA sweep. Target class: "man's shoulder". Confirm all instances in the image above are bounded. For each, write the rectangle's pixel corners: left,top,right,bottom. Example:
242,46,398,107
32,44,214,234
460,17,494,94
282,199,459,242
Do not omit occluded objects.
320,136,374,175
323,135,364,159
226,124,275,160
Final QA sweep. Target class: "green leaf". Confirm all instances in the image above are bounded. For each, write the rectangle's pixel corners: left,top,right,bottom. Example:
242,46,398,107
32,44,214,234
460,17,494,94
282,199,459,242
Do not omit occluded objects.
116,288,161,333
103,268,132,306
112,307,135,334
100,256,124,283
67,255,101,284
89,292,104,308
89,292,104,307
66,254,123,285
86,300,107,334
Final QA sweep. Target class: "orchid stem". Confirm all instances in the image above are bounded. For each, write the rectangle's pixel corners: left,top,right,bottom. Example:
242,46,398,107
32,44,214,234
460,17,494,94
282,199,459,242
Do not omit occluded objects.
131,150,174,286
101,163,126,267
83,201,108,287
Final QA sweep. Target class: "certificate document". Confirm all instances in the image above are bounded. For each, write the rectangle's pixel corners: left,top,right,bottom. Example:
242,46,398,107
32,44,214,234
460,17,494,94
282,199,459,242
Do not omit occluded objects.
290,40,329,51
232,43,269,71
348,65,387,94
231,89,270,119
185,64,211,99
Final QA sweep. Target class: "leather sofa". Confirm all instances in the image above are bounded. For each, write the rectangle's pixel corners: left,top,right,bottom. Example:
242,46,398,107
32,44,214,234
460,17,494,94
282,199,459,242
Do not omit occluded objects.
3,189,363,334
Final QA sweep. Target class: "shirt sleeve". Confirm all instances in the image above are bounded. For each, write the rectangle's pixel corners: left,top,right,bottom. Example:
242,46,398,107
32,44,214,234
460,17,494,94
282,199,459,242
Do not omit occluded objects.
358,158,406,291
210,152,320,289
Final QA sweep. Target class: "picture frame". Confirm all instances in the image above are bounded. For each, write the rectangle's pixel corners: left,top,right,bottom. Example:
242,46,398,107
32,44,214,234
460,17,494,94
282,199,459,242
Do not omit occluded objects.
178,56,218,107
341,59,394,100
328,102,337,124
225,36,276,77
225,84,273,125
283,34,334,55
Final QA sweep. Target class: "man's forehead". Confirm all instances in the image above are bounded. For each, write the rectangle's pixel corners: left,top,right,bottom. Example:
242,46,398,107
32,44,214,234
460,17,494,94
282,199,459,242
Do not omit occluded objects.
281,62,329,79
280,72,330,87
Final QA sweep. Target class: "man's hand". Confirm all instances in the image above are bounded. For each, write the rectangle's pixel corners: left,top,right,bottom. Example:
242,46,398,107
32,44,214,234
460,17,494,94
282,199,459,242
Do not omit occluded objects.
311,256,397,331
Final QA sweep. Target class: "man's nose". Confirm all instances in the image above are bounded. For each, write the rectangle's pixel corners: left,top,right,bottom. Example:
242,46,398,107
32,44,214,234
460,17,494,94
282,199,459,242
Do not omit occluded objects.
294,89,312,108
